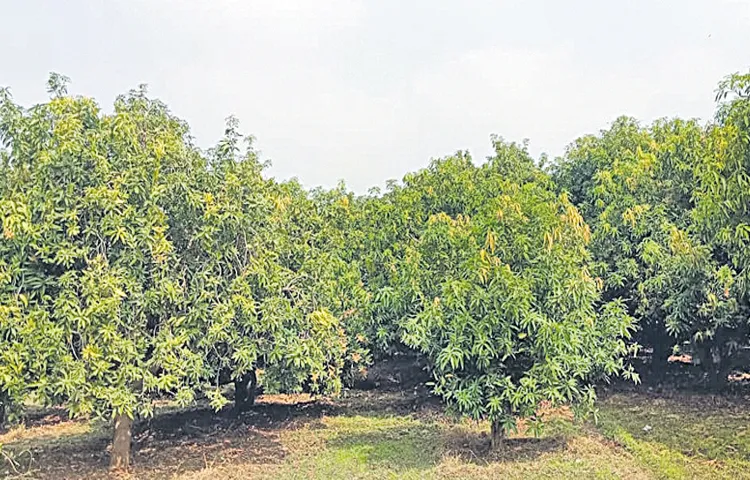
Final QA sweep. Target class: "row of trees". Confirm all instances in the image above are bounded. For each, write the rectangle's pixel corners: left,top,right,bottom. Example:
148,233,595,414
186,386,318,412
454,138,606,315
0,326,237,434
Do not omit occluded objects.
0,72,748,468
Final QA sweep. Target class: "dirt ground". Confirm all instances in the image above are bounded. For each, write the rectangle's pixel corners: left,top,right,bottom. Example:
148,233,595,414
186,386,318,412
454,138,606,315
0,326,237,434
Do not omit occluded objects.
2,357,750,479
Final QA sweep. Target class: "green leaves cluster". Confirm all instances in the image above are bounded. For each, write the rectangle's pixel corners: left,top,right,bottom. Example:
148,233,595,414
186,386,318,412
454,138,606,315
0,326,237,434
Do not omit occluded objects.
349,142,635,435
0,73,664,450
0,79,361,427
0,85,200,421
553,72,750,387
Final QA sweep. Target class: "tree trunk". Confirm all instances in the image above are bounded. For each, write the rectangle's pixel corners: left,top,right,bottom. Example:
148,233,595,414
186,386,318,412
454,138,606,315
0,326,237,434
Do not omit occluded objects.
0,391,9,431
708,361,732,391
696,343,732,391
234,370,257,413
110,414,133,471
490,420,504,450
650,338,672,379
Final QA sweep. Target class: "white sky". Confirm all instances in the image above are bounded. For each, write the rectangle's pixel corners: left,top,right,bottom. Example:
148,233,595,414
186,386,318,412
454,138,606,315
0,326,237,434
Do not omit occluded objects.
2,0,749,192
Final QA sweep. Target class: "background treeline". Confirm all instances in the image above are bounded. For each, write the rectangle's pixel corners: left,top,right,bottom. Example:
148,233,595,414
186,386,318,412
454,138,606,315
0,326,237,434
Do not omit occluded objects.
0,72,748,468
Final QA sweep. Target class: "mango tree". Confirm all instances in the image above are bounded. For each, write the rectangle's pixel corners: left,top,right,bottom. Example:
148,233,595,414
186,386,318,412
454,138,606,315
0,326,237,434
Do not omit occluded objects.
397,142,636,447
176,120,352,412
553,117,704,375
660,72,750,388
0,78,208,469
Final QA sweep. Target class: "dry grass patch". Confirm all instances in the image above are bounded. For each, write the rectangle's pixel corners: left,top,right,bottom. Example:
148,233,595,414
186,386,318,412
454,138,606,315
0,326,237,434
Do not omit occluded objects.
3,389,750,479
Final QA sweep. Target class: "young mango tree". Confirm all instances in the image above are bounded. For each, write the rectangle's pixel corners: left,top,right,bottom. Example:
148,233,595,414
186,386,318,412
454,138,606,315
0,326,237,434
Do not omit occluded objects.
398,144,636,448
0,79,208,469
654,227,747,388
592,73,750,388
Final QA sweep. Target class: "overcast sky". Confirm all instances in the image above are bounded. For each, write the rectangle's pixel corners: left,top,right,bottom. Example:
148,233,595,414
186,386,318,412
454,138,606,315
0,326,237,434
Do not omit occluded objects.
2,1,749,192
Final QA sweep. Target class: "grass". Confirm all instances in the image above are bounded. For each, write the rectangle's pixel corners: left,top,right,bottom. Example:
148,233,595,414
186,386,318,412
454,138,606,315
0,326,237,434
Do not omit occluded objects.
2,388,750,479
595,392,750,479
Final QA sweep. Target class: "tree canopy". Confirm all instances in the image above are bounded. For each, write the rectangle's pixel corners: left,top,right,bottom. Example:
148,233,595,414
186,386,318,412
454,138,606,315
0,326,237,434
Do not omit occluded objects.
553,72,750,387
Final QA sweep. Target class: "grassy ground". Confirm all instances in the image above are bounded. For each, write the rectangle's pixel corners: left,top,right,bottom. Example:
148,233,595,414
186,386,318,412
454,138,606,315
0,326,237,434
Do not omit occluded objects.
2,384,750,479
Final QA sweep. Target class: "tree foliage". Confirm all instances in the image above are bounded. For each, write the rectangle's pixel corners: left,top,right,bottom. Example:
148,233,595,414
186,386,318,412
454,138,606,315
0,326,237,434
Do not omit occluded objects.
0,84,202,424
669,72,750,386
553,117,703,367
554,71,750,387
390,143,635,442
14,68,744,465
0,78,358,466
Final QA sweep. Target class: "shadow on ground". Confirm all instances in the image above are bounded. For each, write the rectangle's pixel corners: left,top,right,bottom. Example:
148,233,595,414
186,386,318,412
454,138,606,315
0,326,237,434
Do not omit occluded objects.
1,381,446,480
6,353,748,479
0,384,568,479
